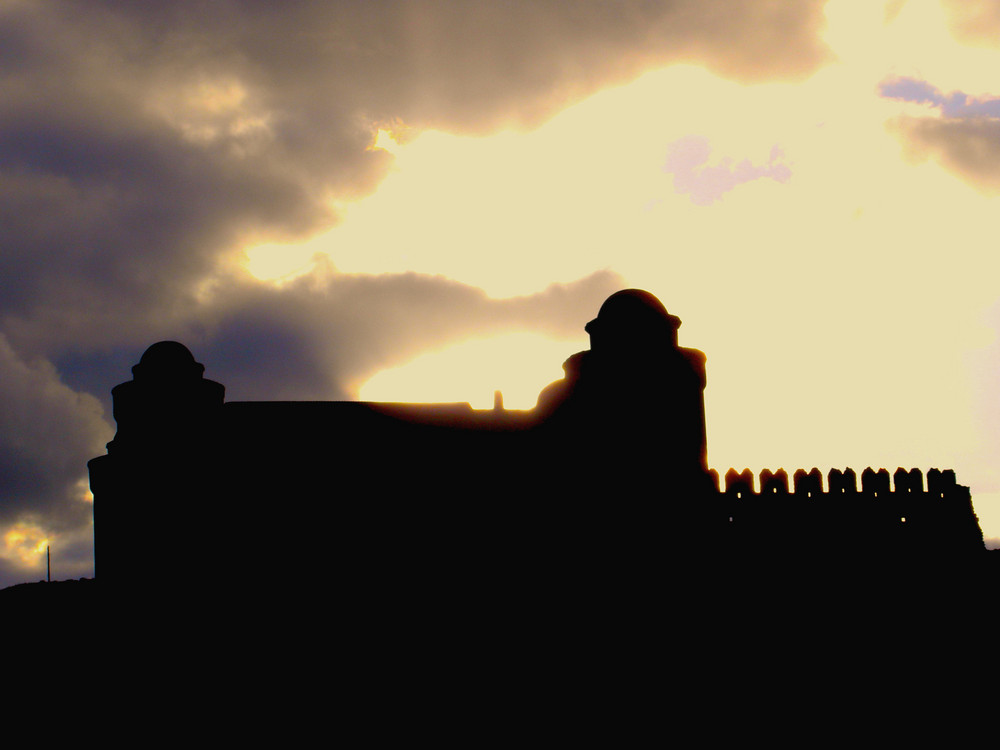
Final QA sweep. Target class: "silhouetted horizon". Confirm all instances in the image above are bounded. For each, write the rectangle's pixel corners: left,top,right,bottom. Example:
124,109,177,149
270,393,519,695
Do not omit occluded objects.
78,290,988,610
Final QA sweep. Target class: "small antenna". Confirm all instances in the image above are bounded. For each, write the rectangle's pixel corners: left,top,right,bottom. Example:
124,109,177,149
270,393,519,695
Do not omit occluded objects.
47,545,51,583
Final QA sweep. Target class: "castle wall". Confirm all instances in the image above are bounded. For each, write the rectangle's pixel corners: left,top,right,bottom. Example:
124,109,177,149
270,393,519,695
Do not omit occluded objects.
720,466,984,559
86,293,987,588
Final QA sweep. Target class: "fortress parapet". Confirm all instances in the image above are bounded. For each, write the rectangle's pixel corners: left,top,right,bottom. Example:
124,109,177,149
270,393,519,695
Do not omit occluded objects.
720,466,983,558
862,468,891,495
793,468,823,497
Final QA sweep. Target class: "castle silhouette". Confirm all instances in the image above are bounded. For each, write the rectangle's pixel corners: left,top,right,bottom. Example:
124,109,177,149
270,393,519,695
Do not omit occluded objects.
87,289,985,591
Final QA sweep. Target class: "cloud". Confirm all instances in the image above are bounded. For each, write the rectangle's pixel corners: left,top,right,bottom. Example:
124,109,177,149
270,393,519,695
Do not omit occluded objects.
0,1,832,584
663,136,791,205
0,335,110,525
888,116,1000,194
82,267,625,403
879,76,1000,118
941,0,1000,48
0,0,831,341
880,76,1000,195
0,0,831,376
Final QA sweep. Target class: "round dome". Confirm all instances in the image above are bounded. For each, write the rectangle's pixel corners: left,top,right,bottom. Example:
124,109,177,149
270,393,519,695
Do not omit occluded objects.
586,289,680,338
132,341,205,381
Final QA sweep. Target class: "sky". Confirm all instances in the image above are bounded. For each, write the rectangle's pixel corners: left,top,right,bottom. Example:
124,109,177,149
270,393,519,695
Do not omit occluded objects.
2,0,1000,587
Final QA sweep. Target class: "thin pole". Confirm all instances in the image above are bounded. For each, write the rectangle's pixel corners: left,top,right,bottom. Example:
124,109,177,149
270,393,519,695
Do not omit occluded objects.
47,545,50,583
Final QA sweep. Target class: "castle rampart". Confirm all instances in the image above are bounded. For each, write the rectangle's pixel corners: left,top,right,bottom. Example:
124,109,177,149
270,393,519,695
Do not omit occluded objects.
87,290,986,588
719,466,983,558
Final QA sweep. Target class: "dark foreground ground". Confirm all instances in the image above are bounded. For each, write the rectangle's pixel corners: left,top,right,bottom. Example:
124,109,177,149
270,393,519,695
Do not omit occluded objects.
5,548,1000,601
3,558,995,744
5,550,998,624
2,576,96,600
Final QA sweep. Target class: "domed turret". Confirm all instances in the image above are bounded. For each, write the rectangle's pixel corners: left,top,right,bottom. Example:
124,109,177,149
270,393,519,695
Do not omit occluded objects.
535,289,709,487
131,341,206,382
93,342,225,587
109,341,224,454
584,289,682,353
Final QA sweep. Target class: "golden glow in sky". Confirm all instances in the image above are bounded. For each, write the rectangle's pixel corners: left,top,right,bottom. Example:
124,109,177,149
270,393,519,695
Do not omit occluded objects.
4,525,48,568
243,1,1000,538
360,332,585,409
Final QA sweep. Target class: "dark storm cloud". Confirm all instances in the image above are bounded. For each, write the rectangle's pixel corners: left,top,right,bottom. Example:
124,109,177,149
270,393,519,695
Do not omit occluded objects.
888,116,1000,195
91,1,832,130
0,0,832,582
1,0,831,351
0,333,109,529
880,75,1000,195
66,267,624,405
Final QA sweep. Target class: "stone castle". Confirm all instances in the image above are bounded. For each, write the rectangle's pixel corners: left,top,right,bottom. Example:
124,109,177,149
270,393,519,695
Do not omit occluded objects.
87,289,985,588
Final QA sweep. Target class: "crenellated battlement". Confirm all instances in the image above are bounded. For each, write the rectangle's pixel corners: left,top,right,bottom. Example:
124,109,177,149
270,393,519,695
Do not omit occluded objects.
718,467,962,498
713,466,983,558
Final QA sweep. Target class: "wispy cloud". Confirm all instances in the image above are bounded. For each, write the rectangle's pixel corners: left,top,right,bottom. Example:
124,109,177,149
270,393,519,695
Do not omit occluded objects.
882,77,1000,195
663,136,791,205
878,76,1000,118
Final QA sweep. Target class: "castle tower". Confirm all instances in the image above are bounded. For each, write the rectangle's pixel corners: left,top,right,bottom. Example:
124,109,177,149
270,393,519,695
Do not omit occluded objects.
536,289,709,493
88,342,224,586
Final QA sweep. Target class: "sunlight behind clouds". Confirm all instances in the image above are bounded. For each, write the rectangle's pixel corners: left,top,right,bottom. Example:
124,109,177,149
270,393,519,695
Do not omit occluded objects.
257,65,826,298
241,0,1000,537
825,0,1000,94
3,525,48,568
244,243,319,284
12,0,1000,589
359,332,585,409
